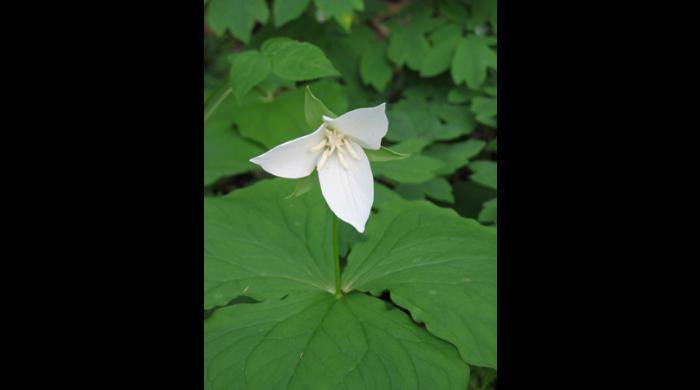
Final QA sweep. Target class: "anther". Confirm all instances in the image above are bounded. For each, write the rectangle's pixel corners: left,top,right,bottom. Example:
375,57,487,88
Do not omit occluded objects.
337,152,349,169
309,138,327,152
317,150,330,170
343,139,360,160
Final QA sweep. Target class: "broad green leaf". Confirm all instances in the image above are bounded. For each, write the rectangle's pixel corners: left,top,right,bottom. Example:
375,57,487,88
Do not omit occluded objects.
373,181,403,209
396,178,455,203
342,200,497,368
262,39,340,81
471,96,497,127
232,79,347,148
451,36,497,89
273,0,311,27
372,154,444,184
229,51,271,103
204,90,264,185
364,147,408,162
285,173,317,199
204,179,334,308
206,0,269,43
469,160,497,190
205,292,469,390
424,139,486,175
204,125,264,186
304,85,336,129
360,42,392,92
478,198,497,224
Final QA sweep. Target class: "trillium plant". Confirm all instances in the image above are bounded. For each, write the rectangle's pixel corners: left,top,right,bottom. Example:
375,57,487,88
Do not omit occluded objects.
250,102,386,233
250,88,399,298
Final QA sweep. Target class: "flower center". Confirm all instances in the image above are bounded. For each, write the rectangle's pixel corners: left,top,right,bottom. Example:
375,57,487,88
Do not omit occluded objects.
310,125,360,170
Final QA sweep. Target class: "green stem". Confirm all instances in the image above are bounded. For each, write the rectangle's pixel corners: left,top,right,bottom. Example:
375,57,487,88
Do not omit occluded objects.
204,87,233,122
332,214,342,298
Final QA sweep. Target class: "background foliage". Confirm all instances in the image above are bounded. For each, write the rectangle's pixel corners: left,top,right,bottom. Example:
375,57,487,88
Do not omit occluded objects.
204,1,497,389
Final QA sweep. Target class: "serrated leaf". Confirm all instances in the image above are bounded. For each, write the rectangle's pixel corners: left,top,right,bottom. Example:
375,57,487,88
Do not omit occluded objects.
387,27,431,70
205,292,469,390
469,160,497,190
206,0,269,43
229,51,271,103
273,0,311,27
262,39,340,81
342,200,497,368
364,147,408,162
396,177,455,203
451,36,497,89
304,85,336,129
419,38,459,77
360,42,392,92
424,139,486,175
314,0,364,31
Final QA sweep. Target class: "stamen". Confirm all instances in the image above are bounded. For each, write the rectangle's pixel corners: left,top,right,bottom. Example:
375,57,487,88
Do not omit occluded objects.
309,138,327,152
343,139,360,160
317,150,329,170
337,152,349,169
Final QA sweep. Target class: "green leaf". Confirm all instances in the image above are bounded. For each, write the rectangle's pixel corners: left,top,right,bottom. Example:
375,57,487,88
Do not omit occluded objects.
478,198,497,224
373,181,403,209
360,42,392,92
396,177,455,203
205,179,334,308
229,51,271,103
372,154,444,184
419,38,459,77
204,90,264,185
469,160,497,190
304,85,336,129
451,36,497,89
285,173,317,199
470,0,497,33
387,27,431,70
471,96,497,127
447,88,469,103
232,79,347,148
364,147,408,162
206,0,269,43
205,292,469,390
314,0,364,31
342,200,497,368
204,179,475,388
273,0,311,27
386,94,475,142
424,139,486,175
262,38,340,81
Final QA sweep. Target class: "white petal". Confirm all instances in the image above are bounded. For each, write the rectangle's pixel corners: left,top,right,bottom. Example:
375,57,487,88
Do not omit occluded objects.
317,141,374,233
249,125,325,179
322,103,388,150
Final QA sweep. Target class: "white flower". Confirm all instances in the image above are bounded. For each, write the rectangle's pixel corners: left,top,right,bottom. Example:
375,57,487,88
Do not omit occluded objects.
250,103,388,233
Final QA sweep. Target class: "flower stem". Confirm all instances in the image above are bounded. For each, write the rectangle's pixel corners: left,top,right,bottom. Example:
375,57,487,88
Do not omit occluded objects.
332,214,342,298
